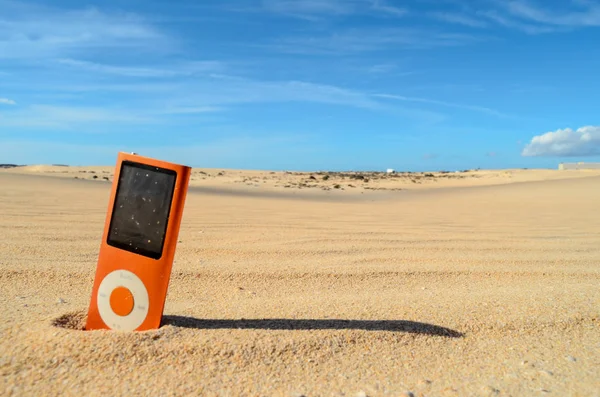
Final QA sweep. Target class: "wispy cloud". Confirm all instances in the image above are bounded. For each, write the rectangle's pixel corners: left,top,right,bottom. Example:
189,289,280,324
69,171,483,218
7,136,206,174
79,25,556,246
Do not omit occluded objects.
146,74,446,123
260,0,589,35
371,0,407,17
367,63,397,74
409,83,485,93
261,0,360,19
268,28,484,55
57,59,223,78
0,98,16,105
17,82,180,94
423,2,595,34
180,76,443,122
373,93,510,118
185,75,383,109
430,11,488,28
101,72,382,111
162,106,223,114
466,1,600,34
505,0,600,27
0,3,170,59
522,126,600,157
478,10,560,34
260,0,407,20
0,76,383,128
1,71,448,128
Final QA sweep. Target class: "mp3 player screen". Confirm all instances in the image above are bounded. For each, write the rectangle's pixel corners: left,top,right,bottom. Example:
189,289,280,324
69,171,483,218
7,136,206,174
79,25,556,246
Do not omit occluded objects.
107,161,177,259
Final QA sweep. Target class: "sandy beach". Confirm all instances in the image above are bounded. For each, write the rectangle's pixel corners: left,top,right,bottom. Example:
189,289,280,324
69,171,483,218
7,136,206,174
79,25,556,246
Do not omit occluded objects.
1,166,599,396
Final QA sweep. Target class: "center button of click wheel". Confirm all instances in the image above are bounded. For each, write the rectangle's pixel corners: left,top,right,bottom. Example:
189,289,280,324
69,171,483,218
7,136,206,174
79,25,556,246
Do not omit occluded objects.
109,286,135,317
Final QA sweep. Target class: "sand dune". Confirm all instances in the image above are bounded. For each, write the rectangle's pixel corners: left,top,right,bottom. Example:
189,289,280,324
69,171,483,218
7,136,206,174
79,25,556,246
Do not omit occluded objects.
1,169,599,396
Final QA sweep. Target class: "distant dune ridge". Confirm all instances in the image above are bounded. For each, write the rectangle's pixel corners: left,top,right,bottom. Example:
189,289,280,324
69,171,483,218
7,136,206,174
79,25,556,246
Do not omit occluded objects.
4,163,600,193
1,165,599,395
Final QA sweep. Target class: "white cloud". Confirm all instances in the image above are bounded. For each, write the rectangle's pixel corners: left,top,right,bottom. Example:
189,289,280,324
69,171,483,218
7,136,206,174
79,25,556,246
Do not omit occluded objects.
522,126,600,157
0,98,16,105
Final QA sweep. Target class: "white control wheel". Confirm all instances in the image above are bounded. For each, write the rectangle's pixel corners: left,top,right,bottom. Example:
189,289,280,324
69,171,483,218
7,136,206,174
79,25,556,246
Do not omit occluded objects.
97,270,149,331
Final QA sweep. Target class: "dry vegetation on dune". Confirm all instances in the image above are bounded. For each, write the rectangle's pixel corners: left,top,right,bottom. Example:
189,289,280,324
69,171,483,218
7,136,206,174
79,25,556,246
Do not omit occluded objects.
5,164,600,194
191,169,481,191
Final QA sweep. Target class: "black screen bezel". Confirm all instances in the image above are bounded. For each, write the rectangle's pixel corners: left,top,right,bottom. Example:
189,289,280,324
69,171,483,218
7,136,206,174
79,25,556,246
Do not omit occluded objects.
106,160,178,260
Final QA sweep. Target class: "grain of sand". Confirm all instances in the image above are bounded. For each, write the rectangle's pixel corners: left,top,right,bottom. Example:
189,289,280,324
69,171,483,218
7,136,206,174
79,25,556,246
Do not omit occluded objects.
1,169,599,396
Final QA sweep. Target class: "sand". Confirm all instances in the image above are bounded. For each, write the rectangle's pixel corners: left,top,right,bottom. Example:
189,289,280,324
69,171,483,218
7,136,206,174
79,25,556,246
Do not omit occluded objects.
0,166,599,396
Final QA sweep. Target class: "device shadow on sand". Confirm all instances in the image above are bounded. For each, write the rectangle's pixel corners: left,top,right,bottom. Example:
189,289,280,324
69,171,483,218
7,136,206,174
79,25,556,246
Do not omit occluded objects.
162,316,463,338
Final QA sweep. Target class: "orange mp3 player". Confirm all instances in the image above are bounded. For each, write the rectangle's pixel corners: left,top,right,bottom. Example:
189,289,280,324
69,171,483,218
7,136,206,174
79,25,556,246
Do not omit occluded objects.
85,152,191,331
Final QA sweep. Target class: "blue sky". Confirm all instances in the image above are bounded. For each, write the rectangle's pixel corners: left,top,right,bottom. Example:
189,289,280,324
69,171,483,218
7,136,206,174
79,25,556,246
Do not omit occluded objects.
1,0,600,171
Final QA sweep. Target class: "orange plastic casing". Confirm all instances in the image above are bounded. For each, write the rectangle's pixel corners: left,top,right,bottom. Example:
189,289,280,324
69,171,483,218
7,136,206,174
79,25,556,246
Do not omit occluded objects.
85,152,191,331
